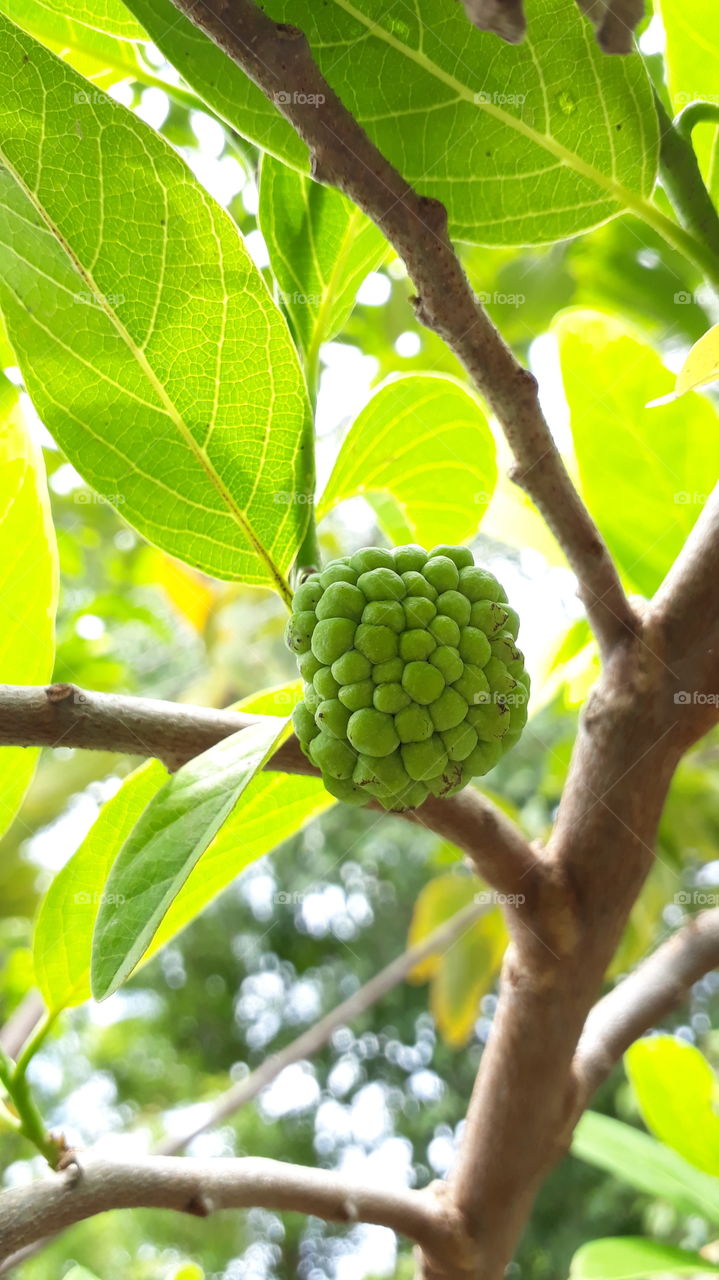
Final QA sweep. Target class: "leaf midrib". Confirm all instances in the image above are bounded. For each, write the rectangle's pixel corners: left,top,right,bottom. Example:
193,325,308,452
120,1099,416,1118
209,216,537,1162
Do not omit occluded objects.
330,0,653,214
0,139,293,603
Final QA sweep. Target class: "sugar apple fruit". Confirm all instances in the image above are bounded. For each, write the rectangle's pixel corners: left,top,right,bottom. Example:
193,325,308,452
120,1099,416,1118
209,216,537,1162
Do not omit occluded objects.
286,544,529,811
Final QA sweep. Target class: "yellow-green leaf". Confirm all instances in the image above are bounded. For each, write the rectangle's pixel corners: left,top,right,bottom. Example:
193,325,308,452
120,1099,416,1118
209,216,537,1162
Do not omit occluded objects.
677,323,719,396
626,1036,719,1177
0,373,57,835
318,374,497,548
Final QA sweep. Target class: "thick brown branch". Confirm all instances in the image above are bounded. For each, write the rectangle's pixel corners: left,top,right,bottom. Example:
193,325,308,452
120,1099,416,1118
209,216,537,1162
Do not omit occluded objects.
0,1154,453,1261
166,0,637,657
574,908,719,1101
0,684,553,936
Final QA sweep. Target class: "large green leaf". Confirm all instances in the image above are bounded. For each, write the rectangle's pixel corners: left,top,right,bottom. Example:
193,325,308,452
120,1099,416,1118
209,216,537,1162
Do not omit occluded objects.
626,1037,719,1176
0,17,310,596
122,0,658,246
33,762,165,1014
6,0,145,41
91,718,289,999
570,1238,719,1279
657,0,719,198
318,374,497,547
572,1112,719,1223
258,154,387,376
0,0,150,89
0,374,57,836
555,309,719,597
34,687,332,1012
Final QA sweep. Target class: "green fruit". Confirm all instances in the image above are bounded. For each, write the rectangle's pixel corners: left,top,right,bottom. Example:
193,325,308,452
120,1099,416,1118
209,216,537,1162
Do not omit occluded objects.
315,581,366,622
309,732,356,779
404,596,437,629
430,645,464,684
395,704,434,743
314,667,340,700
347,708,400,757
399,630,436,661
293,578,323,610
311,617,357,664
332,650,371,684
402,661,444,705
431,544,474,569
372,658,405,683
429,615,460,647
437,590,471,627
298,651,323,682
441,722,477,761
469,600,509,637
338,680,375,711
402,571,437,600
363,600,405,632
373,682,411,714
286,610,316,654
357,567,406,601
315,699,351,738
319,564,358,588
286,545,527,811
459,626,491,667
429,687,467,731
402,736,448,781
459,567,505,602
393,545,428,573
423,555,459,592
350,547,394,573
355,623,398,663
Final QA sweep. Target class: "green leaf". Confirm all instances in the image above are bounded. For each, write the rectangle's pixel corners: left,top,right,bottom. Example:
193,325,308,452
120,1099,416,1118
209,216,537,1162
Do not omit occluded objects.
121,0,658,246
626,1036,719,1176
318,374,497,547
4,0,146,41
571,1112,719,1223
34,685,332,1012
570,1238,719,1279
258,153,387,374
677,323,719,396
33,761,165,1013
91,718,289,999
0,373,57,836
657,0,719,198
0,17,311,597
0,0,149,89
554,309,719,597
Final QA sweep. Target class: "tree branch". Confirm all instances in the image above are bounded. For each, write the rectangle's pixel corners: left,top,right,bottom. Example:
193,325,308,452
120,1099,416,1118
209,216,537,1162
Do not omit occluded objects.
574,908,719,1101
0,1154,456,1262
0,683,556,936
165,0,637,658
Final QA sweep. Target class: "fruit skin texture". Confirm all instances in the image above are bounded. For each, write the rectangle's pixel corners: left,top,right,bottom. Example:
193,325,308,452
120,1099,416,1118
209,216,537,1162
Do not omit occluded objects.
286,544,529,812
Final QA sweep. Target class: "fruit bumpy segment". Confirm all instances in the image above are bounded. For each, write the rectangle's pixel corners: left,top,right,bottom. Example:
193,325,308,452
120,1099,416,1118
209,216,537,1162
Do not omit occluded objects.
286,545,529,811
